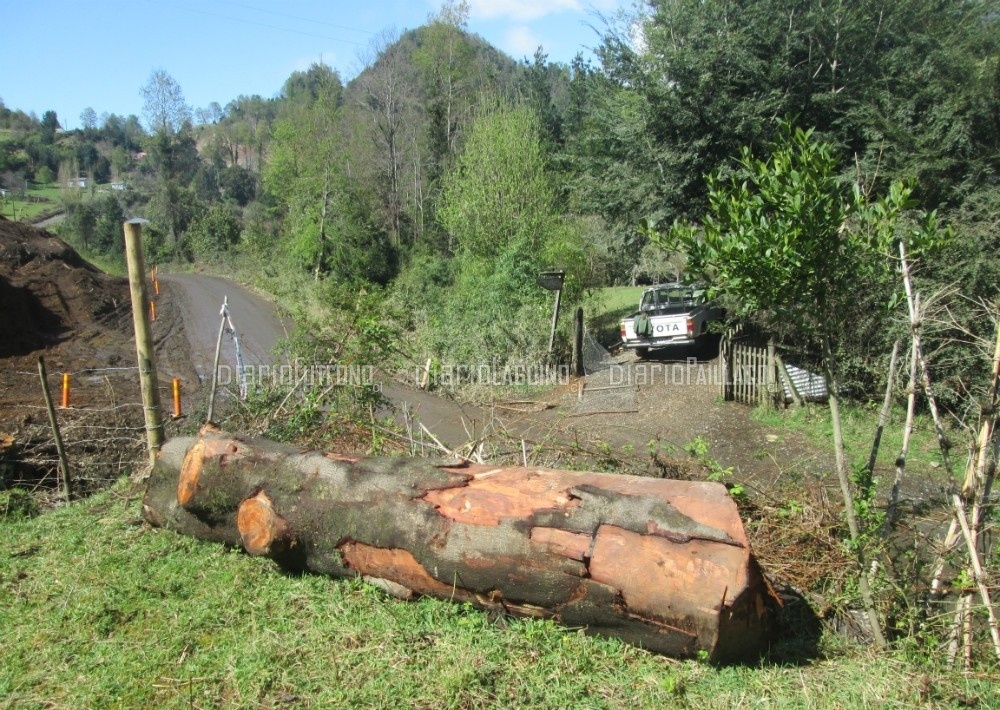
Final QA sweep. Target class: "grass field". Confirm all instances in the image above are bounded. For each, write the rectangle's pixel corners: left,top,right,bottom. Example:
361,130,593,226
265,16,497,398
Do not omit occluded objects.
2,481,997,709
1,183,64,221
751,401,948,483
584,286,645,347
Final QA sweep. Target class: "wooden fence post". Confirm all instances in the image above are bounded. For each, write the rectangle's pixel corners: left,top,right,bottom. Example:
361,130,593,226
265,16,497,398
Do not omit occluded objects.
38,356,71,500
123,219,164,467
572,307,585,377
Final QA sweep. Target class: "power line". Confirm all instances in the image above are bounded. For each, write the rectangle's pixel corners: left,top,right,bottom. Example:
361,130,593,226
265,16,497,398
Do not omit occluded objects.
163,1,371,47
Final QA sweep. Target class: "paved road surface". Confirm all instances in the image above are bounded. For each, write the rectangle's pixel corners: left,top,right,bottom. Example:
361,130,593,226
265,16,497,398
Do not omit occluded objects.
161,273,292,385
162,272,483,447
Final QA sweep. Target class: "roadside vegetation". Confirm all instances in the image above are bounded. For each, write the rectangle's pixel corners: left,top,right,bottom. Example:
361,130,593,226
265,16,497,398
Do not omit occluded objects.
1,0,999,699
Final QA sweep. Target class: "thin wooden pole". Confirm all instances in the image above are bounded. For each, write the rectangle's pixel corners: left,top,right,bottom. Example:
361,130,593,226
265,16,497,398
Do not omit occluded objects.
206,297,228,424
572,307,585,377
60,372,70,409
822,334,887,649
866,339,900,483
123,219,164,467
548,286,563,354
172,378,182,418
38,356,71,500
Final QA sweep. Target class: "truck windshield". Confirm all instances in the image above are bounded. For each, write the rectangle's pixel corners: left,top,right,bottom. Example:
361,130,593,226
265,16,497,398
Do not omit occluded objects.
641,287,707,312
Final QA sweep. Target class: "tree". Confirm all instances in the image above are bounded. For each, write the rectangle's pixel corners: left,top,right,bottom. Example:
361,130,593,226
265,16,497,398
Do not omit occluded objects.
434,100,562,364
573,0,1000,237
141,69,191,135
187,202,241,259
664,123,945,648
413,1,474,178
40,110,59,144
356,29,412,246
438,100,555,260
265,89,396,283
78,106,95,130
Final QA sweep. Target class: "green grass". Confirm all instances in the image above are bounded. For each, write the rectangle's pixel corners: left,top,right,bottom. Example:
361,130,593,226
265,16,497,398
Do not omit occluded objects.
2,480,996,708
1,182,64,221
584,286,646,347
750,401,950,482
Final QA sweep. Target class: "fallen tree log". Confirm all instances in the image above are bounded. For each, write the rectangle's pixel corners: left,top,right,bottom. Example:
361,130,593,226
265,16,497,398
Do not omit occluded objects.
143,430,779,662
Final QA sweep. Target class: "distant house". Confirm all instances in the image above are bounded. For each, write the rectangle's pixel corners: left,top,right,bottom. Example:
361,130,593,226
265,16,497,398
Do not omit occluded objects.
135,151,148,161
110,181,128,191
66,177,89,188
0,188,9,198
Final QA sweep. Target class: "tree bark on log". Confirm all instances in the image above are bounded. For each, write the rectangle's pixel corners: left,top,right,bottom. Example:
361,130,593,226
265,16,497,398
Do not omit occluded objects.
143,430,779,662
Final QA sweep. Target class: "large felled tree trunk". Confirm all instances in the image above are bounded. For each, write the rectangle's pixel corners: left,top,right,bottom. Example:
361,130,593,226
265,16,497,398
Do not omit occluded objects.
143,430,779,662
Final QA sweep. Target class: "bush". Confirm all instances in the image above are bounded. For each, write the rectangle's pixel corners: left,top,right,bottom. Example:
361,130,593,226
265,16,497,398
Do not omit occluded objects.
0,488,39,521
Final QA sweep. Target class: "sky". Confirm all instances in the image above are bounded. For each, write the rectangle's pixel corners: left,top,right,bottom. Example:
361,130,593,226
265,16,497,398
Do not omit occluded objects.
0,0,630,131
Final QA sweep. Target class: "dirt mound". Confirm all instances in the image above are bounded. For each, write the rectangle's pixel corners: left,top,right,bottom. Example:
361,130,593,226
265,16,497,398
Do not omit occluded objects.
0,216,130,357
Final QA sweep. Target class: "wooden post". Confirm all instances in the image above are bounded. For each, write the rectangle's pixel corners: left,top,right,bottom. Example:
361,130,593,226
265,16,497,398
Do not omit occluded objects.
123,219,164,467
548,286,562,353
765,340,776,409
38,357,71,500
206,297,228,424
572,307,584,377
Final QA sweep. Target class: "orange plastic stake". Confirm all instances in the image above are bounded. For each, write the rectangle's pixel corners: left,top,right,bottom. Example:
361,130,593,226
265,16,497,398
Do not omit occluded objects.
150,300,157,322
154,279,160,295
61,372,70,408
172,378,182,418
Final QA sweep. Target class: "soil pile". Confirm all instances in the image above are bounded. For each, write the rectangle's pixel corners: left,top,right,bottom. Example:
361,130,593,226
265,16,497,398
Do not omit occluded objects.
0,216,130,358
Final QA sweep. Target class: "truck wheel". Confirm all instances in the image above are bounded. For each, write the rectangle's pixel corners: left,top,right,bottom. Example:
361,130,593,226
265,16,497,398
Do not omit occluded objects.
636,347,649,359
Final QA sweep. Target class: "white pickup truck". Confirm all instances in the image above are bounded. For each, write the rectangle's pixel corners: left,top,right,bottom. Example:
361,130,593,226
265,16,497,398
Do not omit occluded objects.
619,283,723,357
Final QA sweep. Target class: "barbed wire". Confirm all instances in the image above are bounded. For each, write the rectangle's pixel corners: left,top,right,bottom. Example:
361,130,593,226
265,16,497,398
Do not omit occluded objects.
3,368,191,496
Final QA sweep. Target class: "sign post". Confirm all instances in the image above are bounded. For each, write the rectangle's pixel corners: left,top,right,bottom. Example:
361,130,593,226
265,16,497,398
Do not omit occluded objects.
536,270,566,354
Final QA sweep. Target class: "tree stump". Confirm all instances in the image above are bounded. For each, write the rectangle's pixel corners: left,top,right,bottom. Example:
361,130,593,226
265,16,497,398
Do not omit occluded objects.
143,430,779,661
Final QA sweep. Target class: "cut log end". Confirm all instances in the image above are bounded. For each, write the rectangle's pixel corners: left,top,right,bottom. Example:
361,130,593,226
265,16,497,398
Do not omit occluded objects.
237,490,292,556
176,439,206,507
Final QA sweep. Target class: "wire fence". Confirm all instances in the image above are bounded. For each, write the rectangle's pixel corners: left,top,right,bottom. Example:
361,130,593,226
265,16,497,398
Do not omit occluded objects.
1,365,189,498
570,328,637,415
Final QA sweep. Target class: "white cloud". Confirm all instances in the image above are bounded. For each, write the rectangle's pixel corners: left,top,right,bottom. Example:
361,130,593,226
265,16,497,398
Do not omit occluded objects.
503,25,544,56
469,1,582,22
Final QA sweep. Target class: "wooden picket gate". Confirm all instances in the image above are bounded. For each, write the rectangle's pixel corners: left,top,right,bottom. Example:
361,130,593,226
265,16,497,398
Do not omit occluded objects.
719,329,778,406
719,328,829,406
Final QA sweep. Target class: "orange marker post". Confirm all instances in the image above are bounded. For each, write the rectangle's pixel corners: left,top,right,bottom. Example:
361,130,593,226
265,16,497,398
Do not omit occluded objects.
172,378,182,418
150,300,157,322
60,372,70,408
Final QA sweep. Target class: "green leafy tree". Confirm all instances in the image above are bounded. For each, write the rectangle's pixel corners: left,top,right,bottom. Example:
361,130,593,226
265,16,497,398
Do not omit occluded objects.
573,0,999,238
434,99,564,363
438,99,555,260
265,87,396,284
187,202,240,259
664,123,946,647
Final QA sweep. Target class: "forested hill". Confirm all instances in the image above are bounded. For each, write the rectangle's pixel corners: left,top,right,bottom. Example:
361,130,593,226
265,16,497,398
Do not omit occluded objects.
1,0,998,401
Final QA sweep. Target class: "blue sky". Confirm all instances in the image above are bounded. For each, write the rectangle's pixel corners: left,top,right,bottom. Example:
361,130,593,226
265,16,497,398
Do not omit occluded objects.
0,0,629,130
